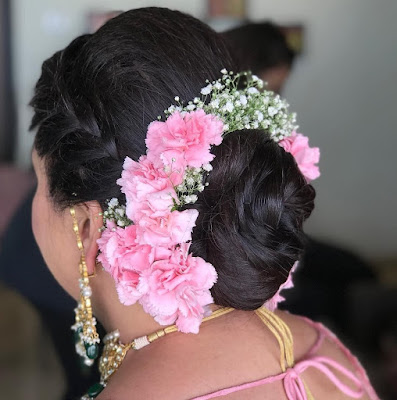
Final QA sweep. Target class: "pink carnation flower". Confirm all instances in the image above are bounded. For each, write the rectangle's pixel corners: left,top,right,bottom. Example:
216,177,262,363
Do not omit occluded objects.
117,156,180,222
136,209,199,247
116,270,144,305
146,110,224,169
279,131,320,182
264,262,298,312
97,222,154,284
139,243,217,334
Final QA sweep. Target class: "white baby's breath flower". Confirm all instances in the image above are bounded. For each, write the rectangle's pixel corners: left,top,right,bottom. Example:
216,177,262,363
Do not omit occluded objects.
109,198,119,208
268,106,278,117
201,84,213,95
239,95,247,106
214,81,223,90
186,104,196,111
202,163,213,172
116,208,125,217
256,111,264,122
186,177,195,186
210,98,220,109
221,68,227,74
223,101,234,113
190,194,198,203
247,87,259,94
174,96,180,102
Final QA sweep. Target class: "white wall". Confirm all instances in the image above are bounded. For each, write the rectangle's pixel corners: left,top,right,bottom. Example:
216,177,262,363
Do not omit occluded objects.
12,0,397,260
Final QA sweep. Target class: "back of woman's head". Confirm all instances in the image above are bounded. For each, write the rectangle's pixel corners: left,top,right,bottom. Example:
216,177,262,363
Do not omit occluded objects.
30,7,315,310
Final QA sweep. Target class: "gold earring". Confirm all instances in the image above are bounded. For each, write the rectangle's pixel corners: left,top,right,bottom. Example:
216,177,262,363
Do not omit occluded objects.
70,207,100,366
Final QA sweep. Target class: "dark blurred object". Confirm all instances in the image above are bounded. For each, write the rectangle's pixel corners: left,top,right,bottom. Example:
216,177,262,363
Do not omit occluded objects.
279,25,304,55
0,166,34,241
0,0,16,162
348,284,397,400
222,21,296,93
0,190,101,400
281,237,377,334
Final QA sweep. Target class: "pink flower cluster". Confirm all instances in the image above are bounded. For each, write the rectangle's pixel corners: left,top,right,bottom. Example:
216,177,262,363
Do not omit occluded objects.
279,131,320,182
97,110,224,333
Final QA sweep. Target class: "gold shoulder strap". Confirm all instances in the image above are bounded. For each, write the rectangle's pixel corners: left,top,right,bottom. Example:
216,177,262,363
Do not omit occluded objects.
255,307,315,400
255,306,294,372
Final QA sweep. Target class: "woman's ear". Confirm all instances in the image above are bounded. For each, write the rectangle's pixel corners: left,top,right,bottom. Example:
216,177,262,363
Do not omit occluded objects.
75,201,104,276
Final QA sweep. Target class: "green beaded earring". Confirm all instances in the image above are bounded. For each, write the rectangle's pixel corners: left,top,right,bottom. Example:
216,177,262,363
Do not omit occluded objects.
70,208,100,366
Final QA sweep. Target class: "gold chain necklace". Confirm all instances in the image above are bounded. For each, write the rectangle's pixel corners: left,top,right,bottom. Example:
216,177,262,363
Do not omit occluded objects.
82,307,234,399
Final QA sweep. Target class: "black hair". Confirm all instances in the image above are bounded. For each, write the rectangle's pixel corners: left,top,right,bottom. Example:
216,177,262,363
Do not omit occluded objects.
30,7,315,309
222,22,296,75
189,130,315,308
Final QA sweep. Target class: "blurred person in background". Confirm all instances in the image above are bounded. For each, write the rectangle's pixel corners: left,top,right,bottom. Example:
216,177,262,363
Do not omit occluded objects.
222,22,296,93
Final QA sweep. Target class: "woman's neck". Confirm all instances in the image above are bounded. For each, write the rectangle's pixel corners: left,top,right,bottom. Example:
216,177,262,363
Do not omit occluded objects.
91,270,165,342
91,268,222,343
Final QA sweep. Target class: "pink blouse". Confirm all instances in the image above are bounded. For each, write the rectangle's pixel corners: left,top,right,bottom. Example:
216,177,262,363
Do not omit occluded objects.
191,317,379,400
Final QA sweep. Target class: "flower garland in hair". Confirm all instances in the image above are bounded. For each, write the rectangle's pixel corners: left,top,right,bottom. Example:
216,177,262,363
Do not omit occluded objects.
97,70,320,334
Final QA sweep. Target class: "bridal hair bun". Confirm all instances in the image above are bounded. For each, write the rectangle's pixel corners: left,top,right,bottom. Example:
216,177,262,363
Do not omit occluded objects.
189,129,316,310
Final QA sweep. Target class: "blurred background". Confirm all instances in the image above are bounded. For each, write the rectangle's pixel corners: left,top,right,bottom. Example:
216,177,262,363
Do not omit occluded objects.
0,0,396,399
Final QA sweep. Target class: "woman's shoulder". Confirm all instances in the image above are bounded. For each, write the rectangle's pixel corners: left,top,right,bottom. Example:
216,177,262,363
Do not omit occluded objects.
97,309,375,400
98,309,285,399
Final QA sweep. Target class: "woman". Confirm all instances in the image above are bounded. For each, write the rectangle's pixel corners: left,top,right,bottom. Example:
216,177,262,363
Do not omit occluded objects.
30,8,378,400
